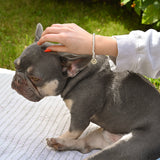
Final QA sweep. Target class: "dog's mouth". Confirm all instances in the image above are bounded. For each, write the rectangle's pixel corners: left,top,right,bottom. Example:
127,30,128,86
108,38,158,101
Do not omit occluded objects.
11,72,43,102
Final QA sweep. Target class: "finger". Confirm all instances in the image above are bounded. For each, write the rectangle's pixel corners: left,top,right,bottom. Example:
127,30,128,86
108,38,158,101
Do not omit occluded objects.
41,27,62,37
51,23,77,29
51,24,63,27
58,23,85,32
38,34,62,45
46,45,68,53
42,26,72,37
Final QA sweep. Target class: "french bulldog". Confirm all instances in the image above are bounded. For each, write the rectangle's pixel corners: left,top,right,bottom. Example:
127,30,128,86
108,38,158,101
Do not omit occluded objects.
12,23,160,160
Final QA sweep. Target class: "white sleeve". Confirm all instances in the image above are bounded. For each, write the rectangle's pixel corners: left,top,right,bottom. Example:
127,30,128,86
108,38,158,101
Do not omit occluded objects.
113,29,160,79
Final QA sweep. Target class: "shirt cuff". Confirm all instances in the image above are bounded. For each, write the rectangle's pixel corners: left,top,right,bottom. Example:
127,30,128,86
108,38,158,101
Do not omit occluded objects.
112,34,138,73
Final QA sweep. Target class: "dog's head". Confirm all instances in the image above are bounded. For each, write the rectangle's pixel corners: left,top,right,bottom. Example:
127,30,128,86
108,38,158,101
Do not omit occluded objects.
11,23,91,102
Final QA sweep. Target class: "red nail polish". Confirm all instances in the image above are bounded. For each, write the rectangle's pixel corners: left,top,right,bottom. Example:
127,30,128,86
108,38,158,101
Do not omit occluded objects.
44,49,52,52
37,42,40,45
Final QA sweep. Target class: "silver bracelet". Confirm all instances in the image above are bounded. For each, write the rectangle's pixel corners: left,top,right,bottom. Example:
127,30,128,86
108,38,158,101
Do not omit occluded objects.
91,33,97,64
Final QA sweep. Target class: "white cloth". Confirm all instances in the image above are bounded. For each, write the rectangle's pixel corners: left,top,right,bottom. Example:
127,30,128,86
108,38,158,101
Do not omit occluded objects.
114,29,160,79
0,68,99,160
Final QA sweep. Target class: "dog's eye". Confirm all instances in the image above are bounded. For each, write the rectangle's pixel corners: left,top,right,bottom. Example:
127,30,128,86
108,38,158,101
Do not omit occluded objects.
30,76,40,82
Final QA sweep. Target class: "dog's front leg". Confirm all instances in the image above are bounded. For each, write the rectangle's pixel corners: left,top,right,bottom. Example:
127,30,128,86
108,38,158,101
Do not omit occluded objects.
47,103,91,151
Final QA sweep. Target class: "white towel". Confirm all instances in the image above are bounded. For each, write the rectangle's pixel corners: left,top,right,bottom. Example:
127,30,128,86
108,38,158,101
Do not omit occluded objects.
0,68,99,160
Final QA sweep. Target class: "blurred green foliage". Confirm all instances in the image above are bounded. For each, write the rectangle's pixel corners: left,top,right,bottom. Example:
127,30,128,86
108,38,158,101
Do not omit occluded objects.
121,0,160,29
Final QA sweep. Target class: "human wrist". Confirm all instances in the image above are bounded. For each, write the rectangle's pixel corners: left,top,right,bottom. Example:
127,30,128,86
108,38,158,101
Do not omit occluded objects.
95,35,118,57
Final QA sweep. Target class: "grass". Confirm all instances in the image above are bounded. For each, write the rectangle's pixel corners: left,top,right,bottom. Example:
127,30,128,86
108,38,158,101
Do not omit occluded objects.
0,0,159,90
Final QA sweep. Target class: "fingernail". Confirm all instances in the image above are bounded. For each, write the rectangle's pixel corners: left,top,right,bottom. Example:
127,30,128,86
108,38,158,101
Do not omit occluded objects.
44,49,52,52
37,41,40,45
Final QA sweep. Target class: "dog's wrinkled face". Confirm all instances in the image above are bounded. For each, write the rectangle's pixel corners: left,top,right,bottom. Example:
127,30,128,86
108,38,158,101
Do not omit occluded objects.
11,23,91,102
11,43,66,102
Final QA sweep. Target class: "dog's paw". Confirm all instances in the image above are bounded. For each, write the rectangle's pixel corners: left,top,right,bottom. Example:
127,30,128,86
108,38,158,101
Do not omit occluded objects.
46,137,92,153
46,138,66,151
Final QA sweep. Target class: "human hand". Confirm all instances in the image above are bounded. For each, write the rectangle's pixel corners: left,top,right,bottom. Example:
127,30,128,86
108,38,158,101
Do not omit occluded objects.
38,23,92,55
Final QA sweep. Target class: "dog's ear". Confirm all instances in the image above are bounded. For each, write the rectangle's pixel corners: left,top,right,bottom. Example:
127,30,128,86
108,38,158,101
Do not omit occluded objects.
35,23,43,42
59,53,91,77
